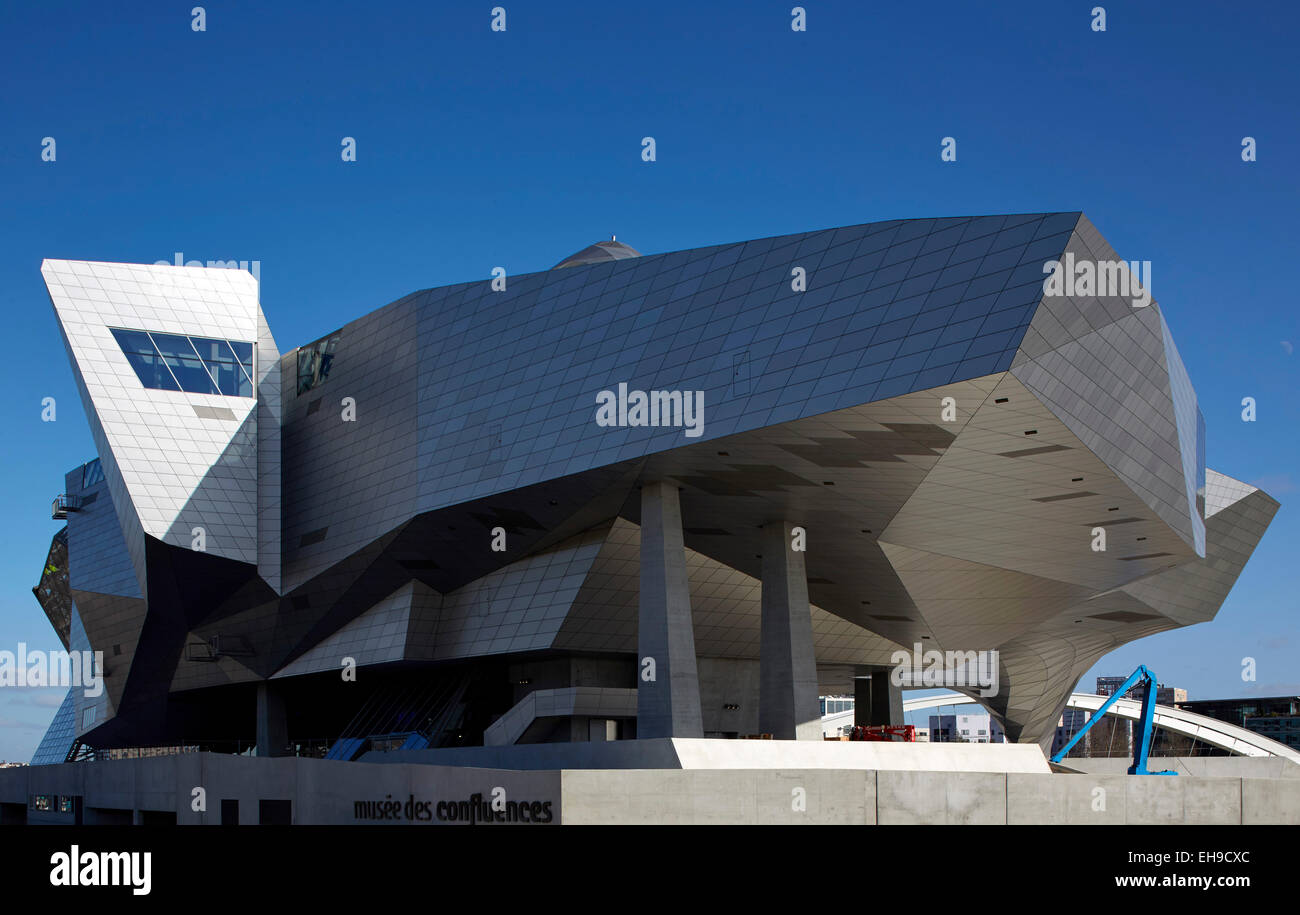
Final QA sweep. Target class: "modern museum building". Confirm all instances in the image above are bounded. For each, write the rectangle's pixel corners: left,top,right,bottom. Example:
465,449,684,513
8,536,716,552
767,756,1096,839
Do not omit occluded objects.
3,212,1286,824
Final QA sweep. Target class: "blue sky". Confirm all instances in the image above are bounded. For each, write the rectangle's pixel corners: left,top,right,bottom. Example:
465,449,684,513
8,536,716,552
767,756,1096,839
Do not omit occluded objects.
1,1,1296,761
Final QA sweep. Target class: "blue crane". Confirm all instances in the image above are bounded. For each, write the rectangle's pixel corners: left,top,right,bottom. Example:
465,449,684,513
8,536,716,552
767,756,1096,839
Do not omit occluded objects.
1050,665,1177,775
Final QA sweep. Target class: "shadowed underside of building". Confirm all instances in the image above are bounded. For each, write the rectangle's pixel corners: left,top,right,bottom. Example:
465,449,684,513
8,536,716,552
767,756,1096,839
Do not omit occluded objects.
31,212,1277,765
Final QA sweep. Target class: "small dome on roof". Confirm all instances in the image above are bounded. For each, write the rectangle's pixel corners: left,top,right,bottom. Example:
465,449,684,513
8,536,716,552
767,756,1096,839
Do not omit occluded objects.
552,237,641,269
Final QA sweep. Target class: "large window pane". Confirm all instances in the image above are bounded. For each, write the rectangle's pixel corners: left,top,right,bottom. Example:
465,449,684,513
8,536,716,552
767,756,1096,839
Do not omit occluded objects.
122,350,181,390
111,328,158,356
191,336,247,396
227,340,254,374
111,329,181,391
149,334,218,395
110,327,254,397
297,332,340,394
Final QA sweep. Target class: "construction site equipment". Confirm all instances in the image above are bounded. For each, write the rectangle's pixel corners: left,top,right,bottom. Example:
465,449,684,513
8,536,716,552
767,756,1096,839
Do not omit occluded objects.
849,724,915,742
1050,665,1177,775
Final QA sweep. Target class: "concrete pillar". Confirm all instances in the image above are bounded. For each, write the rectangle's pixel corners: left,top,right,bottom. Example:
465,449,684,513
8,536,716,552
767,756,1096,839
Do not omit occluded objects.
854,671,903,727
637,480,703,739
872,670,903,726
256,681,289,757
759,521,822,739
854,675,871,728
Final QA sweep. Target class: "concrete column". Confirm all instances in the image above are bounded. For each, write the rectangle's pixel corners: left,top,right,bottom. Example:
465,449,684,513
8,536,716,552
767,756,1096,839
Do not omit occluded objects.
637,480,703,739
759,521,822,739
256,681,289,757
854,671,904,728
872,670,903,726
854,675,871,728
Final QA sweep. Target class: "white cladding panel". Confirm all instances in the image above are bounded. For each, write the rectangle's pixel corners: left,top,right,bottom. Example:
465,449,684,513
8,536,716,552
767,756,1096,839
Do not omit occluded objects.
43,259,272,566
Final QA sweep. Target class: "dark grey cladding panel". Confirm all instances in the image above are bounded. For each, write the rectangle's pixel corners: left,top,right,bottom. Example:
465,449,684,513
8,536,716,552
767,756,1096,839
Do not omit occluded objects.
1013,304,1197,551
66,471,142,600
30,688,78,765
415,213,1080,513
280,296,422,592
69,588,147,709
1014,214,1149,363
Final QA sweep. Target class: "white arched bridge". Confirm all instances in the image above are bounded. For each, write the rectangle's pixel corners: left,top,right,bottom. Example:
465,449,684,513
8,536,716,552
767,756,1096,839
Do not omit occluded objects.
822,692,1300,764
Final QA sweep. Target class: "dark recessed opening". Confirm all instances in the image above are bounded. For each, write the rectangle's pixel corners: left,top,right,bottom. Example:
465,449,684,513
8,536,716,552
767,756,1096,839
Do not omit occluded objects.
1071,477,1083,482
1108,506,1119,511
994,397,1009,404
717,451,729,456
1136,537,1147,541
823,481,834,486
860,529,872,534
1024,430,1038,435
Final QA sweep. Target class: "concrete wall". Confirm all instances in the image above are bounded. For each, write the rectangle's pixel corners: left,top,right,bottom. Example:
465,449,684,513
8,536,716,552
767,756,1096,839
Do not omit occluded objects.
876,771,1005,824
0,755,559,825
698,657,760,736
561,769,874,824
1066,755,1300,779
1007,773,1243,825
2,753,1298,825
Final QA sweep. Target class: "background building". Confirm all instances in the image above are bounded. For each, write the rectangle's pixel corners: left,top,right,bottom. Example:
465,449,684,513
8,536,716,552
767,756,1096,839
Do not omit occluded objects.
1179,696,1300,752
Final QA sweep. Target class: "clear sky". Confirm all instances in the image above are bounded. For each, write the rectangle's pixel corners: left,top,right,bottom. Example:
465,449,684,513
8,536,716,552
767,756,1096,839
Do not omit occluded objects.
1,1,1295,761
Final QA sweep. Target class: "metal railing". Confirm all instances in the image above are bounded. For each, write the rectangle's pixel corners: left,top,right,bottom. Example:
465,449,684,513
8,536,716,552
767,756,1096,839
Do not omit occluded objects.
51,494,81,520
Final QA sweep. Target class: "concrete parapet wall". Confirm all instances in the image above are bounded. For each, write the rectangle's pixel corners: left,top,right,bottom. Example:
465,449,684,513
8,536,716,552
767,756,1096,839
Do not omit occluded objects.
876,771,1005,824
560,769,874,825
1,753,1298,824
1066,755,1300,779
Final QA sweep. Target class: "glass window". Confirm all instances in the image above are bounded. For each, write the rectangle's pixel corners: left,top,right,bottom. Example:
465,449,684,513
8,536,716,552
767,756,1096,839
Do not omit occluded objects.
297,331,341,395
226,340,255,389
111,328,180,391
191,335,250,396
110,327,254,397
81,458,104,488
149,332,219,395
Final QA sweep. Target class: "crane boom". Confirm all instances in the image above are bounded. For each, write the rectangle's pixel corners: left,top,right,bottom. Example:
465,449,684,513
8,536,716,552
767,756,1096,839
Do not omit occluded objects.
1050,665,1177,775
